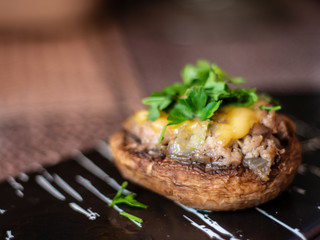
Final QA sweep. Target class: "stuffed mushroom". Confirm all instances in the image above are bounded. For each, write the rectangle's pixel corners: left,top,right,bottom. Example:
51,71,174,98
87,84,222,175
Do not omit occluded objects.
110,60,301,211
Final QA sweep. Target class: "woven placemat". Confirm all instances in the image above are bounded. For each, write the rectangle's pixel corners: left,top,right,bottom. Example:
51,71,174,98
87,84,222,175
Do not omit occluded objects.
0,23,144,180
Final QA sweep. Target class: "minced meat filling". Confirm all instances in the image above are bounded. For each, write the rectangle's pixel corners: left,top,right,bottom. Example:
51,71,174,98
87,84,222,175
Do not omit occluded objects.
123,108,294,181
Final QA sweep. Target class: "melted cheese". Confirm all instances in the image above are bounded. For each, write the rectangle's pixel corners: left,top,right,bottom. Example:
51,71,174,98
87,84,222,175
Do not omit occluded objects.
133,106,259,147
133,109,149,125
212,106,259,146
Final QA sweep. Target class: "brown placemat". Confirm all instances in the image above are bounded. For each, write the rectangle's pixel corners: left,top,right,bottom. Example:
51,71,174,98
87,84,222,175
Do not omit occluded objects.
0,23,144,180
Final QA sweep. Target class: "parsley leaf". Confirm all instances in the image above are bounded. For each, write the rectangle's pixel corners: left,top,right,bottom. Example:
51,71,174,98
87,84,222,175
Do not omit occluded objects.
181,60,213,85
205,81,230,100
225,88,259,107
167,88,221,124
163,83,188,96
211,64,245,84
110,191,148,208
142,83,188,121
157,124,168,144
185,88,208,115
109,181,147,224
181,64,198,85
200,100,222,120
120,211,143,224
142,95,171,121
110,181,147,208
167,100,193,125
259,105,282,111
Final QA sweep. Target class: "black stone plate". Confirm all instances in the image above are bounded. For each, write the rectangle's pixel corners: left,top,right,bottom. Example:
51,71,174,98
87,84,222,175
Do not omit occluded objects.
1,94,320,240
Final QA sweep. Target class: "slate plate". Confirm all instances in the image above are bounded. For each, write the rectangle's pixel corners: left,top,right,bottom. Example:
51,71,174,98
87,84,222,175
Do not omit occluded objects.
0,94,320,240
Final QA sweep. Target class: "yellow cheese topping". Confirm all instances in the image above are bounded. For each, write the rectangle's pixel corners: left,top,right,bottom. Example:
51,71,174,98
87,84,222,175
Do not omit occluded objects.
212,106,259,146
133,106,259,147
133,110,149,125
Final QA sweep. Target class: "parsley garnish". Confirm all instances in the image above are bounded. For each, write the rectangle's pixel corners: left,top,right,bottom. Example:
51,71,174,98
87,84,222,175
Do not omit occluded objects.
258,93,281,111
142,60,281,143
259,105,282,111
109,181,147,224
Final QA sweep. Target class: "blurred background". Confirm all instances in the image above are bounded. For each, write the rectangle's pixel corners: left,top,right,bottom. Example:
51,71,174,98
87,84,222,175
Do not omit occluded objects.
0,0,319,179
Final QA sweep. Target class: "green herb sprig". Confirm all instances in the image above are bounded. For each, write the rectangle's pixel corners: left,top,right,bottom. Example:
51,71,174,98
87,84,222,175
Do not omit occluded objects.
109,181,147,224
259,105,282,111
142,60,281,143
258,93,282,111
